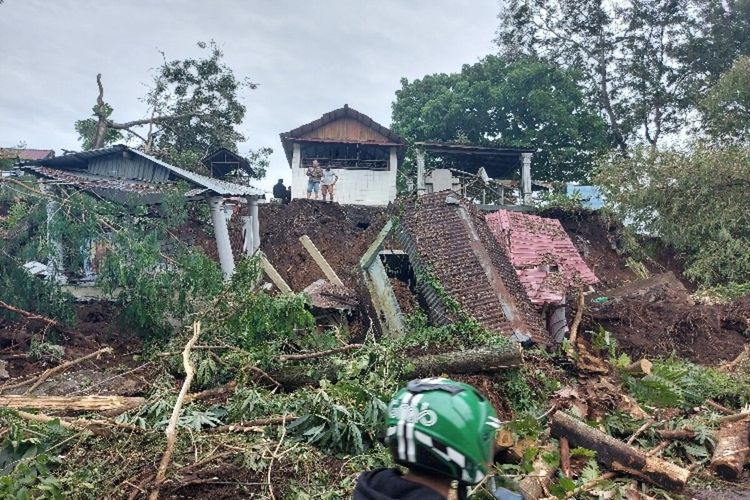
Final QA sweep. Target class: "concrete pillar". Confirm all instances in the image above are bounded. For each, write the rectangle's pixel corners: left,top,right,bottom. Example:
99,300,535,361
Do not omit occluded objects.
208,196,235,279
242,215,254,256
388,146,398,202
248,197,260,253
548,305,569,344
521,152,532,205
40,184,64,278
416,148,426,196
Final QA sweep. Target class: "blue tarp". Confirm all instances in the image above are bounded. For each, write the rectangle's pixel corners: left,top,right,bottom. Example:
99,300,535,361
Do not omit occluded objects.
566,185,604,209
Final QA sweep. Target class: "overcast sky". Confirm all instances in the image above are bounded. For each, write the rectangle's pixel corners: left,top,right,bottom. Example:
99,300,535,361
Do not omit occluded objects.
0,0,500,192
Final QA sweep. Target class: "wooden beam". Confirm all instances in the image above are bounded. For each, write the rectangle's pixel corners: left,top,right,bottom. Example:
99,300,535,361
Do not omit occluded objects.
260,253,292,293
359,219,394,270
299,235,344,287
0,395,145,412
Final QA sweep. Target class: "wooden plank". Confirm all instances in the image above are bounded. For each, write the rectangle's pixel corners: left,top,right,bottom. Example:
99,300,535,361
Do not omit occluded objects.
260,253,292,293
299,235,344,287
359,219,394,270
0,395,145,412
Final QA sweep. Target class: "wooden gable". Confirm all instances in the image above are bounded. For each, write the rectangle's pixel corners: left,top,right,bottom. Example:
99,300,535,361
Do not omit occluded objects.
300,117,393,144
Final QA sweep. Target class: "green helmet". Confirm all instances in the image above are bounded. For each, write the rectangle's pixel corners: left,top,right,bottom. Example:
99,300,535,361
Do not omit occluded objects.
385,377,500,485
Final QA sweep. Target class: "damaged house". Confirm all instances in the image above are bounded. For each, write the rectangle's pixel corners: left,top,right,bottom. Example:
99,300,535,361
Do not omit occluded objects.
485,210,599,341
280,104,406,206
361,192,549,345
22,145,264,282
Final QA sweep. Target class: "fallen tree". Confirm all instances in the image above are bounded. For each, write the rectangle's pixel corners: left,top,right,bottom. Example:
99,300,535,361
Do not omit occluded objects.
549,411,690,490
271,345,523,390
0,395,146,412
710,416,750,480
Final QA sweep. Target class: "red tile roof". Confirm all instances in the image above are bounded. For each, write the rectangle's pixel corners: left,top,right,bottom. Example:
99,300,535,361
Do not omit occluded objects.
485,210,598,306
0,148,54,161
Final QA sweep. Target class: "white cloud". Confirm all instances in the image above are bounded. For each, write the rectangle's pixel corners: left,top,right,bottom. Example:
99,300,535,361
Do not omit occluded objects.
0,0,499,192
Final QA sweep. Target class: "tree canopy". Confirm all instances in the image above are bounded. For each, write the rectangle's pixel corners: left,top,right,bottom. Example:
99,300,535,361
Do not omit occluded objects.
594,145,750,286
391,55,609,182
75,41,266,178
700,56,750,143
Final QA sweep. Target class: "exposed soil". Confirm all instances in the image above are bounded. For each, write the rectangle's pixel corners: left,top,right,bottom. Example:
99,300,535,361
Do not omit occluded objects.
583,285,750,365
258,199,387,292
542,208,690,290
390,277,418,316
0,302,151,394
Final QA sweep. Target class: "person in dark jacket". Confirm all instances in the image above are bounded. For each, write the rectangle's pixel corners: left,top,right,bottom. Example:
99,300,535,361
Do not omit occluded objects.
272,179,287,201
353,378,519,500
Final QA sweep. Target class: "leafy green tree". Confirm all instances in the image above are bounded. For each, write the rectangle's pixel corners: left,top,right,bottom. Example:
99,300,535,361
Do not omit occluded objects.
391,55,609,181
700,56,750,142
594,144,750,286
496,0,689,149
75,41,265,178
678,0,750,96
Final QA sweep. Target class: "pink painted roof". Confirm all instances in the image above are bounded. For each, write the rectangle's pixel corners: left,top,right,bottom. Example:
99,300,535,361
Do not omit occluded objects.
0,148,54,160
485,210,598,305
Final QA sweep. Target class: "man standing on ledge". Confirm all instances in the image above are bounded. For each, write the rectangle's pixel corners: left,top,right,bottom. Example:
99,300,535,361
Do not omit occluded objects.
306,160,324,200
321,166,338,202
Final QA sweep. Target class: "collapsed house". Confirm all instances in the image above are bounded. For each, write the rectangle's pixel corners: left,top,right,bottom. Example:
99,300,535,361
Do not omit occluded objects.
485,210,599,341
22,145,264,282
360,192,549,345
280,104,406,206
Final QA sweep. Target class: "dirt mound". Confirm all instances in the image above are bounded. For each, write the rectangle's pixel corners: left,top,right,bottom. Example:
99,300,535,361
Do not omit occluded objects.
542,209,689,290
258,200,387,291
584,286,750,365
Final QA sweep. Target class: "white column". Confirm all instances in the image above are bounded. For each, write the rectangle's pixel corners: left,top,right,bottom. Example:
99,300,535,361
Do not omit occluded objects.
291,143,302,200
242,215,254,256
521,152,532,205
208,196,235,279
388,146,398,202
41,184,64,278
248,197,260,253
416,148,426,196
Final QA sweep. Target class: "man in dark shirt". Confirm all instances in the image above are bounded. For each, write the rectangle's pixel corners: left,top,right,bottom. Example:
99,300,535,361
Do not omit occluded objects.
272,179,287,202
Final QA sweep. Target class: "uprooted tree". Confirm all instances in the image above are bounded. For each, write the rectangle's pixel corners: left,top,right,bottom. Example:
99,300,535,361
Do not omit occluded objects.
74,40,268,177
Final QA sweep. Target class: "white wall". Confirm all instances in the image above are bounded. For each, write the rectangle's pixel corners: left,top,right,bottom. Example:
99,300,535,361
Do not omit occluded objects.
290,144,398,206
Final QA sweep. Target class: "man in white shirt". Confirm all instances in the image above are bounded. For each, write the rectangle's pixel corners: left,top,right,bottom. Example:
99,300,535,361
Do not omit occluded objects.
321,167,339,202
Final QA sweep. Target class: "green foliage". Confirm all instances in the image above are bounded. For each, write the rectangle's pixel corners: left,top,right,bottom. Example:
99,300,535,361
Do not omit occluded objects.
496,0,750,149
0,254,75,325
0,419,69,499
148,40,257,170
622,357,750,409
74,102,122,150
595,144,750,286
392,55,609,182
700,56,750,143
289,380,388,455
202,257,314,354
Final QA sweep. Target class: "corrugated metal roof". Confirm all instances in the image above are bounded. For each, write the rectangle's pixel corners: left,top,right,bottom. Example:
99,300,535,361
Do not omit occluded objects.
485,210,599,306
398,192,548,345
32,145,264,197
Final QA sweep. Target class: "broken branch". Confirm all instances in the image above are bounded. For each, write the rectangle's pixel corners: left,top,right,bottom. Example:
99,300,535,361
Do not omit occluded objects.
23,347,114,395
279,344,363,362
0,299,70,333
150,321,202,500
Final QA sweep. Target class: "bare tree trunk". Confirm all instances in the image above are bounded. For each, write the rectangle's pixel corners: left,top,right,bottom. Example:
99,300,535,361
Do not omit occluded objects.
550,411,690,490
92,74,110,150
